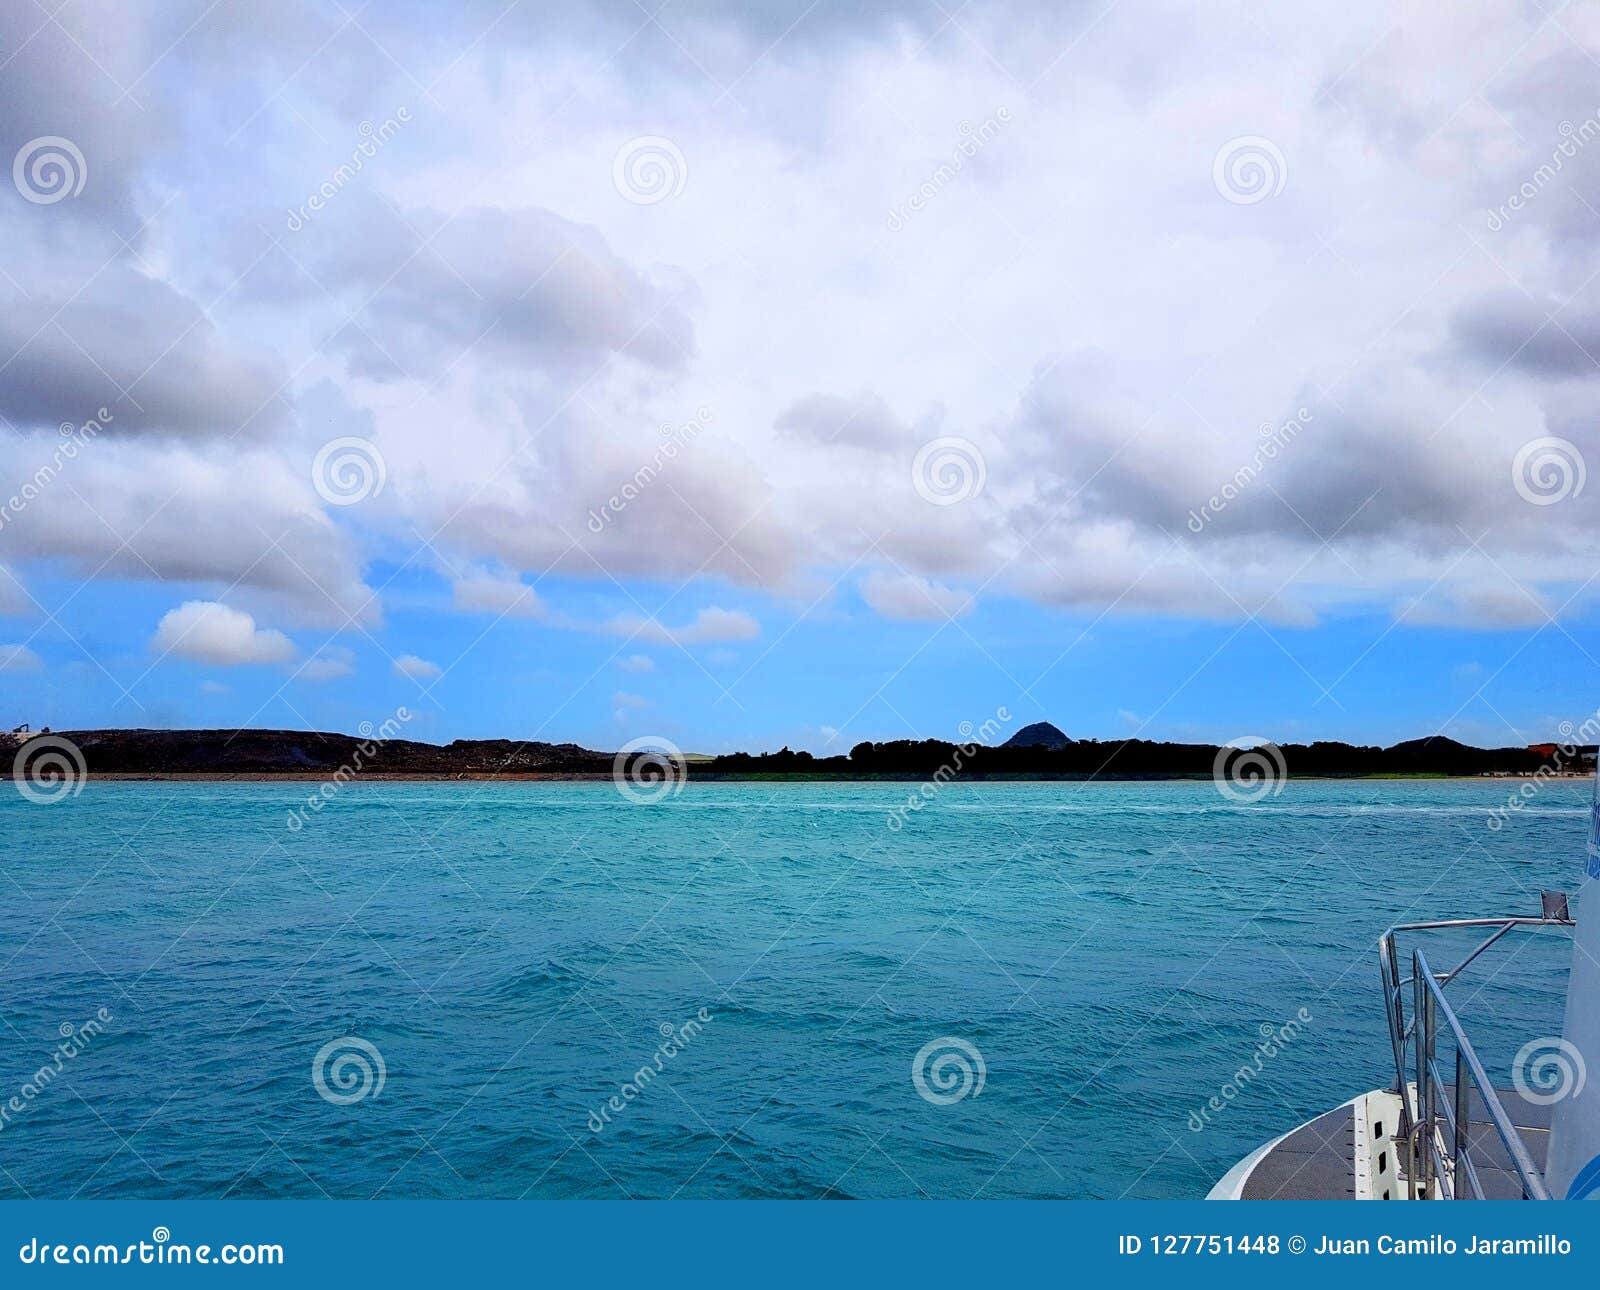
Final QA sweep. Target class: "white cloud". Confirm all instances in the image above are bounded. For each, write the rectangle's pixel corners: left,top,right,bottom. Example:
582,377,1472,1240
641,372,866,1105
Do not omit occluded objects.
612,689,650,722
452,572,544,618
0,438,375,625
393,653,442,681
6,0,1600,645
151,601,295,666
618,653,655,672
1395,580,1552,630
0,564,28,616
298,646,356,682
606,607,760,645
0,266,285,436
0,644,42,672
859,570,972,621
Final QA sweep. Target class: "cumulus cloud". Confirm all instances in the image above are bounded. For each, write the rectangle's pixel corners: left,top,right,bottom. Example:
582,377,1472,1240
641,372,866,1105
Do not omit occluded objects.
393,653,442,680
297,646,356,682
0,565,28,616
618,653,655,672
5,0,1600,658
452,572,544,618
151,601,296,666
308,204,692,382
1448,291,1600,381
0,267,286,436
606,607,760,645
775,393,914,450
0,644,42,672
612,690,650,722
1395,580,1552,629
859,570,973,620
0,438,376,624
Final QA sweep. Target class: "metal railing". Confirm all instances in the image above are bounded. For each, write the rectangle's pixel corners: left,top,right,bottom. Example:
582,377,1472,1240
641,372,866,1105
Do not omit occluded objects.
1377,903,1572,1199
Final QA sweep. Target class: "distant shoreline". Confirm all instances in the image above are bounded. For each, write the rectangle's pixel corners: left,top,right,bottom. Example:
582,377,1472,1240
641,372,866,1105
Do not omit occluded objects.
5,726,1592,784
74,771,1591,783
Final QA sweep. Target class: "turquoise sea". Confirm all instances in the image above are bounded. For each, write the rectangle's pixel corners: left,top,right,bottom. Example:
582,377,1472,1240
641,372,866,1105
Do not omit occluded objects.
0,778,1584,1199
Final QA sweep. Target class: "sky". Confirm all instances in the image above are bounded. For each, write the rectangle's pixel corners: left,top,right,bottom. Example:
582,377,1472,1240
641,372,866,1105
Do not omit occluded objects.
1,0,1599,754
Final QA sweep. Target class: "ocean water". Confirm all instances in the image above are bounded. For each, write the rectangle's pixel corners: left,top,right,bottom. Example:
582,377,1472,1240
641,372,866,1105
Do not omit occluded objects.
0,777,1585,1200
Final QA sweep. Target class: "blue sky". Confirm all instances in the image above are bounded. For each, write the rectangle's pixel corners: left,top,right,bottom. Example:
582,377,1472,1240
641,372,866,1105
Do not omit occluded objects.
4,561,1594,754
2,2,1599,753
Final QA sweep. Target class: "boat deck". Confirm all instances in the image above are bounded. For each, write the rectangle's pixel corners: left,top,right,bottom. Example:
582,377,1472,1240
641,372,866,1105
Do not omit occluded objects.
1237,1087,1552,1200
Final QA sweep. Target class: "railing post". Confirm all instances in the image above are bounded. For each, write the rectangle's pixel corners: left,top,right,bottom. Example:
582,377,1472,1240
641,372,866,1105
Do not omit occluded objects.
1414,949,1435,1199
1382,934,1407,1107
1381,922,1561,1201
